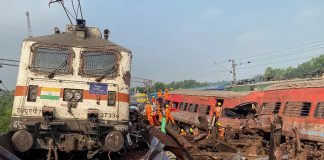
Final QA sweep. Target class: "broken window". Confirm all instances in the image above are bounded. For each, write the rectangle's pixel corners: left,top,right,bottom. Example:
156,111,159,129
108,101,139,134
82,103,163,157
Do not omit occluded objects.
284,102,311,117
261,102,281,114
314,102,324,118
223,102,257,119
81,51,117,77
32,47,71,73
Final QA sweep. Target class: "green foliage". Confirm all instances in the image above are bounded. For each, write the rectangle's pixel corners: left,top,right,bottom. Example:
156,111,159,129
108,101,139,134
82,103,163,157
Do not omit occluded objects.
264,55,324,81
132,79,222,94
0,93,13,133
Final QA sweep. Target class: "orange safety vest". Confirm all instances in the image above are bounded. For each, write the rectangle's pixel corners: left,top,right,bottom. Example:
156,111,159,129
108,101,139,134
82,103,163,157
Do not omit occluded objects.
157,91,162,98
151,97,156,104
214,106,222,117
146,104,152,116
164,91,169,100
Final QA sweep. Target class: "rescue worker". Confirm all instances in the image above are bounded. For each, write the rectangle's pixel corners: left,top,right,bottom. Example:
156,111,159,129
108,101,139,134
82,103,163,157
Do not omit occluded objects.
180,129,187,136
211,102,222,127
157,89,163,105
218,122,225,140
165,105,175,124
163,89,169,101
156,103,163,123
145,102,154,126
151,96,156,104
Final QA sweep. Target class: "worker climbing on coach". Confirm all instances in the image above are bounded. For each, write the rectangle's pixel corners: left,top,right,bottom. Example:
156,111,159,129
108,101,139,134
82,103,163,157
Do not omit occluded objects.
157,89,163,105
165,104,175,124
210,102,222,127
145,102,154,126
210,101,222,140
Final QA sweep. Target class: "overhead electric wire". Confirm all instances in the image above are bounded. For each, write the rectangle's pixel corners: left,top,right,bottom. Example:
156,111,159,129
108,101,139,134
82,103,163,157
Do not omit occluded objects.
241,43,324,64
237,53,323,70
0,58,19,62
166,60,230,82
238,39,324,61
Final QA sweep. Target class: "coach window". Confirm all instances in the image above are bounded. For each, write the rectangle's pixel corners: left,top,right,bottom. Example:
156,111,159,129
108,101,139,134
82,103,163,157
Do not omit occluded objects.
274,102,281,114
180,102,188,111
189,104,198,113
31,47,72,74
206,105,211,115
284,102,311,117
314,102,324,118
173,102,179,109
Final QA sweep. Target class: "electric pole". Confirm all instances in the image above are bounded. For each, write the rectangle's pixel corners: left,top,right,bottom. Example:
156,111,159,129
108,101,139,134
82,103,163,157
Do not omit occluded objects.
229,59,237,84
26,11,33,38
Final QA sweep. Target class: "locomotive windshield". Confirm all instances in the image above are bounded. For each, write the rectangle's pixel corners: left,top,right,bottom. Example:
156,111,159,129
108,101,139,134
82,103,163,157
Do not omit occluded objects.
31,47,71,74
81,52,117,77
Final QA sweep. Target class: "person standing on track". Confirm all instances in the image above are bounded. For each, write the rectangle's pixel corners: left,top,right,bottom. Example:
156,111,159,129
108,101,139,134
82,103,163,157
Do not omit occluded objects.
165,104,175,124
145,102,154,126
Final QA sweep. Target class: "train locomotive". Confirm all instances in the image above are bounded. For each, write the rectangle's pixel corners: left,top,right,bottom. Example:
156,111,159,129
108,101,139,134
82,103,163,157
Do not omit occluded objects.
10,20,132,158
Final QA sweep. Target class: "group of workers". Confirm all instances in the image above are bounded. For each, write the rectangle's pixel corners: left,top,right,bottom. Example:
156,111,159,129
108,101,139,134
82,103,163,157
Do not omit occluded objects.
145,89,174,128
145,88,225,141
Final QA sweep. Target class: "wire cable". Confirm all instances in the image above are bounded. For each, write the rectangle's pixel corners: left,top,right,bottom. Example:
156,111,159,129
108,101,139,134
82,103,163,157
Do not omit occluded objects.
239,39,324,61
237,54,323,70
242,43,324,64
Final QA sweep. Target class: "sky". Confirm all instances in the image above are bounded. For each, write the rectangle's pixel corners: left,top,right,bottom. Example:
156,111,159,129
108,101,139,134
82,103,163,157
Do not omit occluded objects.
1,0,324,89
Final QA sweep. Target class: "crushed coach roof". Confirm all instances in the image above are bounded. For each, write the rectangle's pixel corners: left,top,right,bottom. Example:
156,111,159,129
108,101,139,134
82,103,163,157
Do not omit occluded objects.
169,89,248,98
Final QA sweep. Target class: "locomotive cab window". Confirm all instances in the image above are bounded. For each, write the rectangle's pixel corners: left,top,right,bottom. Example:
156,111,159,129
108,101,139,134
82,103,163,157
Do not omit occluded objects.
31,47,72,74
81,51,117,78
314,102,324,119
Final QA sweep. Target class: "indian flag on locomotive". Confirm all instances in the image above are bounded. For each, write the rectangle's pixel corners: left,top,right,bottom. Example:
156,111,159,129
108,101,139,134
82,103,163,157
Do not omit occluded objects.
40,87,61,100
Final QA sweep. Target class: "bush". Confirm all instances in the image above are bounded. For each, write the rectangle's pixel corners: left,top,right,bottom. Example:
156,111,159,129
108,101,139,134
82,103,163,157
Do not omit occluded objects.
0,93,13,133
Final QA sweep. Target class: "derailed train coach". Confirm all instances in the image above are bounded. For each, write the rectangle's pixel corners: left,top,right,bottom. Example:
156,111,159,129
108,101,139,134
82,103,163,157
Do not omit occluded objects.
167,80,324,152
10,21,132,157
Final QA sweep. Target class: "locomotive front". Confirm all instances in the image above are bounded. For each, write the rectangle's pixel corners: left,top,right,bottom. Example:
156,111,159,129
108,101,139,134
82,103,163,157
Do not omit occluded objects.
10,22,131,156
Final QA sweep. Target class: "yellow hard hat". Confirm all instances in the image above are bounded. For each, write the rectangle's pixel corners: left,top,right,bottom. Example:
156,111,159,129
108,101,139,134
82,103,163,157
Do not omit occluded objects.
181,129,184,132
217,122,221,126
217,102,222,106
152,96,155,98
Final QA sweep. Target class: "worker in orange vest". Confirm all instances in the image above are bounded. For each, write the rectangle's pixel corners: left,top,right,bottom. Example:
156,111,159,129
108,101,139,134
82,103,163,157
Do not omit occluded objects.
217,122,225,140
145,102,154,126
151,96,156,104
210,102,222,127
156,103,163,123
163,89,169,101
165,105,175,124
157,89,163,105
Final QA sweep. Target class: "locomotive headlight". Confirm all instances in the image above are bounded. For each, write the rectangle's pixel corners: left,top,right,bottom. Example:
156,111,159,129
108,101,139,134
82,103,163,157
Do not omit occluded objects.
74,92,82,101
64,90,74,101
